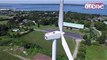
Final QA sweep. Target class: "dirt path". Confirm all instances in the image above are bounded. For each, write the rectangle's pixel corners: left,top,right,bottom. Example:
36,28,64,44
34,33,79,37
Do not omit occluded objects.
73,39,82,59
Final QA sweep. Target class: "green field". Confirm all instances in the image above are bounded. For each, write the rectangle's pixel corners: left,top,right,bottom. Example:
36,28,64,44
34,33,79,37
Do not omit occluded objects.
0,21,8,25
0,15,10,19
85,45,107,60
0,46,21,60
0,27,76,59
0,15,9,25
18,31,75,57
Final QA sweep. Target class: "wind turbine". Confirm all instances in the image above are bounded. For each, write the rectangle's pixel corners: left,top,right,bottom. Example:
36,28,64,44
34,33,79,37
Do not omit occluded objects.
44,0,74,60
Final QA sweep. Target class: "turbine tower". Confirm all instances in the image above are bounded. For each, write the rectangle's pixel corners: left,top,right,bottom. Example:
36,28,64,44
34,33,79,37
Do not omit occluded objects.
45,0,74,60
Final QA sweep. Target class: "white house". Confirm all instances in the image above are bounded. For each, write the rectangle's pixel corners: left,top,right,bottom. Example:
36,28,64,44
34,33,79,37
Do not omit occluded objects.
63,22,84,29
12,29,19,32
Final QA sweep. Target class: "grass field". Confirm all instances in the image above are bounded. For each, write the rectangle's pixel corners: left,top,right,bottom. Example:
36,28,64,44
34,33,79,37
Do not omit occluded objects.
0,46,21,60
0,15,10,19
18,31,75,57
0,28,76,59
0,21,8,25
85,45,107,60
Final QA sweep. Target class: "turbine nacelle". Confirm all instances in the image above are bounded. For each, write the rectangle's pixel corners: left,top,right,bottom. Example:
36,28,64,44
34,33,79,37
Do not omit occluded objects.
45,31,64,40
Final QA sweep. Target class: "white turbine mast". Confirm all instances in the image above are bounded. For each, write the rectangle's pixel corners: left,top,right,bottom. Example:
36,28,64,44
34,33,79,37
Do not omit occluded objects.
44,0,74,60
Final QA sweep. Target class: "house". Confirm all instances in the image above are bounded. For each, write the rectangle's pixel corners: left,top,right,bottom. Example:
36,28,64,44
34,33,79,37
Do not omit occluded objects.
93,17,104,21
0,8,14,15
23,19,28,23
32,21,36,24
63,22,84,29
12,29,19,32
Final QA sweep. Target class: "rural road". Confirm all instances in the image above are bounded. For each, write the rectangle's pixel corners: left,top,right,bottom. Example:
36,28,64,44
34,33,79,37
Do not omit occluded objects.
73,39,82,59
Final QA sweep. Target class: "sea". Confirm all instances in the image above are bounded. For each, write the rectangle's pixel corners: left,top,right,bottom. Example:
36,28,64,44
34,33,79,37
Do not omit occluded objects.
0,4,107,15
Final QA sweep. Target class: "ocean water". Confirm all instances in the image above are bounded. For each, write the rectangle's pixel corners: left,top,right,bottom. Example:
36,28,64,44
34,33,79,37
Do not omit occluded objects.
0,4,107,15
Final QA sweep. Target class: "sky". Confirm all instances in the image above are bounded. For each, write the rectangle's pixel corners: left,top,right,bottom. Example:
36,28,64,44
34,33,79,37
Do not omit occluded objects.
0,0,106,4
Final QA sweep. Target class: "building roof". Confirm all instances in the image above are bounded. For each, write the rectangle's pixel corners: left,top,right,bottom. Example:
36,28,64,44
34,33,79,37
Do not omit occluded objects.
63,22,84,29
0,9,10,11
12,29,19,32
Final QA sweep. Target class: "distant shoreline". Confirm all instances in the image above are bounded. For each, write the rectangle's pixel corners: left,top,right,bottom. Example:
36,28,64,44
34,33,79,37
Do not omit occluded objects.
0,3,106,5
0,4,107,15
0,3,84,5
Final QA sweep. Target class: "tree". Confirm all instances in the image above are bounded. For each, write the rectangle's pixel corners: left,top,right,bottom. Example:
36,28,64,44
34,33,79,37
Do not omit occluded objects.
77,52,86,60
40,19,50,25
83,34,88,40
83,34,91,46
94,22,107,31
0,25,9,36
54,20,58,27
84,21,91,28
85,39,91,46
97,31,106,44
37,20,41,28
37,22,40,28
77,42,86,60
0,38,12,46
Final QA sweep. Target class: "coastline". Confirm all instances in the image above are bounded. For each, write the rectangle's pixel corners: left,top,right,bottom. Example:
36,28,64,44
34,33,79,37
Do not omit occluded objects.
0,4,107,15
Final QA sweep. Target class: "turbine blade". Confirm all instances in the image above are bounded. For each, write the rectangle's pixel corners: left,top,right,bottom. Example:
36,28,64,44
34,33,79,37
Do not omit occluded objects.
61,34,74,60
58,0,64,32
